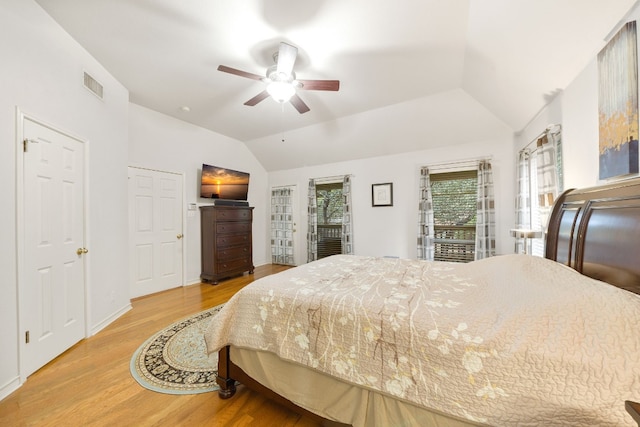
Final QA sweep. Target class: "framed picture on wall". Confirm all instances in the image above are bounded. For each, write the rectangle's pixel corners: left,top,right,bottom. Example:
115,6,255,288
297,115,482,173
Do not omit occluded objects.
372,183,393,207
598,20,639,180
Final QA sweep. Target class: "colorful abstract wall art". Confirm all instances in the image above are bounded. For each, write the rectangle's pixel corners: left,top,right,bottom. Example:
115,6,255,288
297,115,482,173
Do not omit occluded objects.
598,21,639,180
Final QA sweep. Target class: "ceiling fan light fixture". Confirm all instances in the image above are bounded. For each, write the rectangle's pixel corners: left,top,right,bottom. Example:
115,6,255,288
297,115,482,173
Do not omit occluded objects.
218,41,338,113
267,81,296,103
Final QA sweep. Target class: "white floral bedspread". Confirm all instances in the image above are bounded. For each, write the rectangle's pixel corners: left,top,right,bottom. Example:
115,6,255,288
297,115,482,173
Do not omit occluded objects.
204,254,640,426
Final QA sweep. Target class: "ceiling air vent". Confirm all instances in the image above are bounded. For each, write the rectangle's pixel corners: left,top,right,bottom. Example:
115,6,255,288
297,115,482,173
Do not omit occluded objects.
83,71,104,99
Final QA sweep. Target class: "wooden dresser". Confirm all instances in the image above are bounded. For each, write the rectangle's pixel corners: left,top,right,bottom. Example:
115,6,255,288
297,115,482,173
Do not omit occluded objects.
200,205,254,284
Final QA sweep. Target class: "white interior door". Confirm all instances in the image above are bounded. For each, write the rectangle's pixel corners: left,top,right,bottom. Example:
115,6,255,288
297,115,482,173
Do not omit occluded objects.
20,117,86,378
128,167,184,298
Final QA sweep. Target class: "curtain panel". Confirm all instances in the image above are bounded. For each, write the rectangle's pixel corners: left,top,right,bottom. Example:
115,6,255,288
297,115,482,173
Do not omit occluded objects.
417,167,435,260
341,175,354,254
475,160,496,260
514,127,563,255
307,179,318,263
514,150,531,254
536,133,563,230
270,187,295,265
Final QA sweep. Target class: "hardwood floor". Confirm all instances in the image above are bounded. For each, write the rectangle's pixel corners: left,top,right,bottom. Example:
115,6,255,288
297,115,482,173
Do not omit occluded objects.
0,265,324,427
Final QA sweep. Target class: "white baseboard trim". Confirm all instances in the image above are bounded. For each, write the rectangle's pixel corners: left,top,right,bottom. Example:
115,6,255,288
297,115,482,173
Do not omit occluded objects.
90,303,132,336
0,376,21,401
186,276,201,285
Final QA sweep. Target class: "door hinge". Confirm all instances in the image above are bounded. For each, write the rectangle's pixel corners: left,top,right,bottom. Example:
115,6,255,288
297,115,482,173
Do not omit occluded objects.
23,138,39,152
25,330,30,344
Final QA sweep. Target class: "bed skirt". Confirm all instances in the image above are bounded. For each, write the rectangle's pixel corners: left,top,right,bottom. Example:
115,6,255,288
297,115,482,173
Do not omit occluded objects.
230,346,483,427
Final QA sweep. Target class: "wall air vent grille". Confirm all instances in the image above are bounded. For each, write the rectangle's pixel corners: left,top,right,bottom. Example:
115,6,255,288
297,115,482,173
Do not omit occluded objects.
83,71,104,99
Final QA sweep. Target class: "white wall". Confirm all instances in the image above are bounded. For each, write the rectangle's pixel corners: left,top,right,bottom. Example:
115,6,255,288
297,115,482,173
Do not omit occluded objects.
128,104,270,283
562,59,602,189
269,136,515,264
0,0,130,399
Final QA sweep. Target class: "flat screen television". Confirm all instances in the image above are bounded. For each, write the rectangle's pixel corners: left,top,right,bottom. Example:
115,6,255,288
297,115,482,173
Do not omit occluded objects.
200,164,250,200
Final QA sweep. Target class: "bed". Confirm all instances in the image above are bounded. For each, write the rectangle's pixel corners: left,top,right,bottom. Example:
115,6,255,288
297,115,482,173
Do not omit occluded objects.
204,178,640,426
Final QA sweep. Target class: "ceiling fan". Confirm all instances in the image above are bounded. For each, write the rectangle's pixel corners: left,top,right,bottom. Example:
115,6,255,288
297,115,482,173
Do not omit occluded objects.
217,42,340,114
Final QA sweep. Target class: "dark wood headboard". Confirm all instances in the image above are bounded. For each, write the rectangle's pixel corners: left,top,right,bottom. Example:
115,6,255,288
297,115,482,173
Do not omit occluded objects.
545,177,640,295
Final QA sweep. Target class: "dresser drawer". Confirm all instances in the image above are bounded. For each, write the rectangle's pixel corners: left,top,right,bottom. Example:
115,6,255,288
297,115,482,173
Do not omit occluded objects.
218,246,250,261
216,233,250,248
216,222,251,234
214,208,252,221
217,257,252,274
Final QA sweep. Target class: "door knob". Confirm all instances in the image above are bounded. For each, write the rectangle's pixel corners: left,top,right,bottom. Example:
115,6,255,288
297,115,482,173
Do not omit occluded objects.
76,248,88,255
177,234,183,239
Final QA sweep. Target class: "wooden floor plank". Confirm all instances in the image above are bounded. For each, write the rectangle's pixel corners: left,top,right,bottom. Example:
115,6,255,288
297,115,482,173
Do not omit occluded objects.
0,265,323,427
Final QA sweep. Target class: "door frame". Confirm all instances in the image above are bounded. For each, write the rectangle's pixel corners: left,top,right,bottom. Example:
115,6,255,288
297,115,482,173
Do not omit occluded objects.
127,165,187,293
15,108,90,382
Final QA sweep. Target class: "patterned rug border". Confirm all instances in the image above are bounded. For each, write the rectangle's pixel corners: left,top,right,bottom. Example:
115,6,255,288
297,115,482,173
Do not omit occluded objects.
129,304,224,395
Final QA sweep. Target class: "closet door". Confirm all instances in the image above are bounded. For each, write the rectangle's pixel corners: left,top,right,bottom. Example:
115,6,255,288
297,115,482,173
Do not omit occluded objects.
129,167,184,298
21,116,86,377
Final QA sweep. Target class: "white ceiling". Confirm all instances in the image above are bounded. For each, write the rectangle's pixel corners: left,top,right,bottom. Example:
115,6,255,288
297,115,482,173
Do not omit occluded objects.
35,0,637,170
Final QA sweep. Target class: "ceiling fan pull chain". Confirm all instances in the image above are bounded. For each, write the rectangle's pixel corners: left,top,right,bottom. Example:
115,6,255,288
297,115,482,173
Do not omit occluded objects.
281,103,286,142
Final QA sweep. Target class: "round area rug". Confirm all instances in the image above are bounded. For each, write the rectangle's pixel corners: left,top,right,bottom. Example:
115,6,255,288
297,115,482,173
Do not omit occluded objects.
130,304,224,394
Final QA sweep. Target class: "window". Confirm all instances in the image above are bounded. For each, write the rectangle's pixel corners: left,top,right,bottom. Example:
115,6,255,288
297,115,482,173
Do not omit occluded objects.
430,170,478,262
516,128,563,256
315,182,343,259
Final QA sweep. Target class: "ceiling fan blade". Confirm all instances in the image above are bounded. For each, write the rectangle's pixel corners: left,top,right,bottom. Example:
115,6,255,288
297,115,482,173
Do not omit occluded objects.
290,94,310,114
217,65,263,81
244,90,270,106
276,42,298,76
298,79,340,91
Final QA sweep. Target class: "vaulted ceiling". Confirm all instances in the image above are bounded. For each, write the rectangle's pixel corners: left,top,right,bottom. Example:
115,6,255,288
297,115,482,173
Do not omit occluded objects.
35,0,637,170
